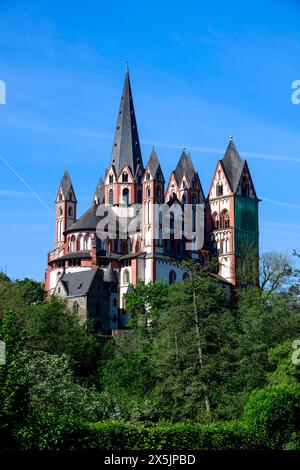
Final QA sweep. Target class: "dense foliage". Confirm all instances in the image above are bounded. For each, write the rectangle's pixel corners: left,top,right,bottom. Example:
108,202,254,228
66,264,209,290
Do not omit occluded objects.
0,251,300,450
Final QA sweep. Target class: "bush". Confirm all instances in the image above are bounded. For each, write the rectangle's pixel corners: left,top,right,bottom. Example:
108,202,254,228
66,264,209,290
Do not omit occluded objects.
12,419,260,451
9,384,300,450
243,384,300,449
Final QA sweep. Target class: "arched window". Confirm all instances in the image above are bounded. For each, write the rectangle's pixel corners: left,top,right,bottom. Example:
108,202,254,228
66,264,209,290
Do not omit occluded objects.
84,235,90,250
59,193,62,201
212,212,219,230
241,176,249,196
70,235,76,252
220,210,229,229
146,172,150,180
122,172,128,183
68,206,73,217
58,206,63,216
137,188,142,203
136,240,140,252
77,235,83,251
146,186,151,198
123,269,130,285
69,192,73,201
216,183,223,197
156,186,161,198
109,174,113,184
169,270,176,285
109,189,114,205
123,188,129,205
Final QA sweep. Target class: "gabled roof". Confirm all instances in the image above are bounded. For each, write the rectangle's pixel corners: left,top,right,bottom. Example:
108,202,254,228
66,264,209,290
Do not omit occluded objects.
66,204,101,233
57,168,76,201
221,139,245,193
60,269,98,297
174,150,196,186
146,148,160,178
109,67,143,177
93,176,105,204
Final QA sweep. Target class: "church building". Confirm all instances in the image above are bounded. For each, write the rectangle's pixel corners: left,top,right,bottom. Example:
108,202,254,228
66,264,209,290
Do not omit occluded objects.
45,68,260,332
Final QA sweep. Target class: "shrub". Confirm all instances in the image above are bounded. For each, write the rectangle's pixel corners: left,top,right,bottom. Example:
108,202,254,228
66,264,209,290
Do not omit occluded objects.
243,384,300,449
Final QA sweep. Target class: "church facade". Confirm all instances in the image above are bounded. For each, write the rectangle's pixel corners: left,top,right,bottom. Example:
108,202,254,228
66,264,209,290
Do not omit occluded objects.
45,68,260,332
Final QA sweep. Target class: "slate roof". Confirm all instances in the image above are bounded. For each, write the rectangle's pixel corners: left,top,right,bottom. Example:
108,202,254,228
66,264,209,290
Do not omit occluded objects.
60,269,97,296
103,263,117,283
93,176,105,204
66,204,101,233
146,148,160,177
174,150,196,186
221,139,245,193
53,251,92,262
57,168,76,201
109,67,143,177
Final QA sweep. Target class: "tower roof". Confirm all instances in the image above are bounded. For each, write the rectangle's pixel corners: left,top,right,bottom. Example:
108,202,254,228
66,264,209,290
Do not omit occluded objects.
221,138,245,192
103,262,117,283
174,150,196,186
93,176,105,205
109,68,143,177
57,168,76,201
146,147,160,177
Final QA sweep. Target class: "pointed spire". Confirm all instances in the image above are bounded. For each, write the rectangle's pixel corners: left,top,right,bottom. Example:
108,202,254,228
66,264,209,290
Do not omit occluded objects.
146,147,160,177
57,168,76,201
93,176,104,205
221,138,245,192
109,68,143,177
174,150,196,186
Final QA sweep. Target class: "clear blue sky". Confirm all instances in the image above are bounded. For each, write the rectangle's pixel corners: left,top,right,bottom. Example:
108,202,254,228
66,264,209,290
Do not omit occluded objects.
0,0,299,280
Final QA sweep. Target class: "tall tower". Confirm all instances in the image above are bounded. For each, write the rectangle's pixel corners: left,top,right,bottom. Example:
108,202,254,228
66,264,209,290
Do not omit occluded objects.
104,66,144,207
55,169,77,252
142,148,165,252
207,138,260,284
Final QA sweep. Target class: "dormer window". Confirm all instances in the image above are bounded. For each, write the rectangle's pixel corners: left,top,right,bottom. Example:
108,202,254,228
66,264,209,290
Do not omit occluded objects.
109,174,113,184
122,172,128,183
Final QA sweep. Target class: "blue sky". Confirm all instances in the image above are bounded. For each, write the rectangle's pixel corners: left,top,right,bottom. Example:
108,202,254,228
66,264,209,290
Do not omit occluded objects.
0,0,300,280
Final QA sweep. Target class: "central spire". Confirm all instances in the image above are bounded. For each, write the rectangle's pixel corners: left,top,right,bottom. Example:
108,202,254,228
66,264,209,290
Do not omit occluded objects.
109,67,143,177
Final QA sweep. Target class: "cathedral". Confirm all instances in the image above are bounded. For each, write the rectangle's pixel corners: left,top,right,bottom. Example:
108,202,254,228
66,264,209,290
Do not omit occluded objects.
45,68,260,332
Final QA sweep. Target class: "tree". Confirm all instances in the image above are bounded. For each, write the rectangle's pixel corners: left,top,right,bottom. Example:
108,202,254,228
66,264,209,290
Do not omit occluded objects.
151,264,234,422
24,296,102,376
260,252,292,292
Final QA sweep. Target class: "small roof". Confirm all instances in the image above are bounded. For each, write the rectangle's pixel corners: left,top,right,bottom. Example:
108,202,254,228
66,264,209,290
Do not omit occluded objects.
146,148,160,178
57,168,76,201
103,263,117,283
52,250,92,262
221,139,245,193
174,150,196,186
60,269,97,296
